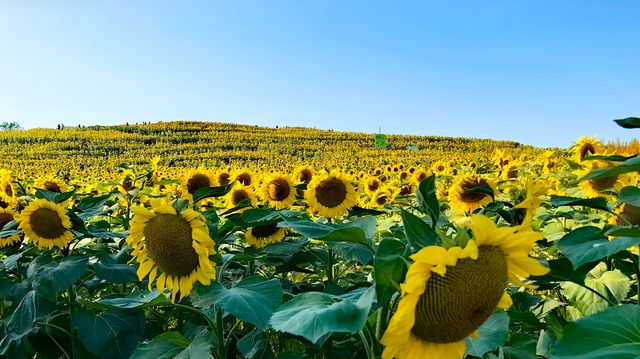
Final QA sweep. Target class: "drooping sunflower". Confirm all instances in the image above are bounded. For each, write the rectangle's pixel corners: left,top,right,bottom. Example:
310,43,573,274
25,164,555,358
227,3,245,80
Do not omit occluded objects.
578,160,626,198
225,183,257,212
0,170,17,204
305,171,357,218
181,168,217,202
260,174,296,209
612,203,640,226
33,177,69,194
448,174,497,213
0,208,21,248
293,165,315,185
572,136,604,162
245,223,286,248
369,187,399,209
126,201,217,302
18,199,74,249
381,215,549,359
233,169,256,188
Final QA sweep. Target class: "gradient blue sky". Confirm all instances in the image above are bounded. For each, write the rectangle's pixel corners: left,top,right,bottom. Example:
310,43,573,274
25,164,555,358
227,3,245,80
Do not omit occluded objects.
1,1,639,148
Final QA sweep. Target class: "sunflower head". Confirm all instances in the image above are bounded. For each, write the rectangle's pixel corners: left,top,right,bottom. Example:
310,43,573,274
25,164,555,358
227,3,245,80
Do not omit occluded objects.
413,169,433,184
364,176,382,195
381,215,548,359
448,174,497,213
305,171,357,218
0,208,21,248
572,136,604,162
225,184,257,212
234,169,255,187
613,203,640,226
431,161,447,176
127,201,217,302
260,174,296,210
18,199,73,249
216,170,232,186
181,169,216,202
293,166,314,185
369,187,399,209
245,223,286,248
578,160,623,198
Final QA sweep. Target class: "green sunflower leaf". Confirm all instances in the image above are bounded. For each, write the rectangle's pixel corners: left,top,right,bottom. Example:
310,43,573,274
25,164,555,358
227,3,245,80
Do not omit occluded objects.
557,226,640,268
552,304,640,359
614,117,640,129
415,175,439,224
130,329,215,359
374,237,408,306
549,196,610,211
71,309,146,359
617,186,640,207
191,182,235,204
400,208,439,250
580,156,640,181
465,310,509,357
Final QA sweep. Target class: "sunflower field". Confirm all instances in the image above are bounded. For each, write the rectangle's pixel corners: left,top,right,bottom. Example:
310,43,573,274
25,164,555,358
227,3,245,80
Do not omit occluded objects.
2,118,640,359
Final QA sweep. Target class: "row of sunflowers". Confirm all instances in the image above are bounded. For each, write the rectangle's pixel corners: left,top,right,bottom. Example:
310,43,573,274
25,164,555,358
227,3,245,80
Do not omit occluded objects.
1,119,640,358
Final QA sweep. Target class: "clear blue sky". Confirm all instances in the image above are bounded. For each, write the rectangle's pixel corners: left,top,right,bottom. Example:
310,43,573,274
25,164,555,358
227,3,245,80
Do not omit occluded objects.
1,1,639,148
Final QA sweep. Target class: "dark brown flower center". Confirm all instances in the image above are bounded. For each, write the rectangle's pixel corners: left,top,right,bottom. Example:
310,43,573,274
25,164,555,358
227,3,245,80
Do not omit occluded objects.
44,181,62,193
250,223,280,238
580,144,595,161
619,204,640,226
375,195,388,206
315,177,347,208
4,183,13,197
186,174,211,194
29,208,66,239
298,169,313,184
412,246,508,343
268,178,291,201
236,173,252,186
588,175,618,191
367,180,380,192
0,200,8,209
231,189,250,205
218,172,231,186
144,214,199,277
459,178,492,203
0,213,14,230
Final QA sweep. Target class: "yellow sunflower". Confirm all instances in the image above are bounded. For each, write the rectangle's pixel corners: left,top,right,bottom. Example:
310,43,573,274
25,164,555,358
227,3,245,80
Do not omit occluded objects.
260,174,296,210
225,183,257,212
381,215,549,359
431,161,447,176
0,208,21,248
126,201,217,302
305,171,357,218
572,136,604,162
181,168,217,202
364,176,382,196
215,170,233,187
369,187,399,209
413,169,433,184
612,203,640,226
293,166,315,185
233,169,256,188
245,223,286,248
448,174,497,213
578,160,627,198
33,177,69,194
0,170,17,203
18,199,73,249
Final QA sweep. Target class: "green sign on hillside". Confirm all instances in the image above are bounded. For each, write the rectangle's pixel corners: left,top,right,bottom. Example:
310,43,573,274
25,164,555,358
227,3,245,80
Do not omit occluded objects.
374,134,387,149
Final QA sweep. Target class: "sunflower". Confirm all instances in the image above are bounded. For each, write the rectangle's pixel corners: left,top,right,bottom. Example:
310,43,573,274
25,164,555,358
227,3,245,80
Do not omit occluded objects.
431,161,447,176
181,168,216,202
572,136,604,162
33,177,69,194
18,199,73,249
369,187,399,208
305,171,357,218
293,166,315,185
612,203,640,226
225,184,257,212
245,223,286,248
126,201,217,302
0,170,17,203
234,169,255,187
448,174,497,213
364,176,382,196
0,208,21,248
260,174,296,209
381,215,549,359
578,160,626,198
215,170,232,187
514,181,548,226
413,169,432,184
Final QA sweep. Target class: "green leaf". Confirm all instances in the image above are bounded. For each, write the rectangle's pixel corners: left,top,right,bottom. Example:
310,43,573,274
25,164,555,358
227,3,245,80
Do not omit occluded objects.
75,194,110,219
503,333,538,359
348,206,385,217
90,290,168,310
614,117,640,129
328,242,373,265
581,156,640,181
6,290,56,340
415,175,439,224
270,286,375,344
557,226,640,268
93,261,137,284
191,275,283,330
28,255,88,299
279,217,373,246
605,225,640,237
34,188,76,203
561,263,630,316
131,330,215,359
465,311,509,357
530,257,595,286
618,186,640,207
552,305,640,359
237,330,273,359
374,237,407,306
549,196,610,211
400,209,439,250
71,309,145,359
192,183,234,203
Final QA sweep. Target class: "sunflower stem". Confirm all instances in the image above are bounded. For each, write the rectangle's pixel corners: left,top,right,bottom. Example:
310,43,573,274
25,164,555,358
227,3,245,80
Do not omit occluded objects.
358,330,374,359
375,306,388,340
67,286,78,358
327,248,334,284
215,307,227,359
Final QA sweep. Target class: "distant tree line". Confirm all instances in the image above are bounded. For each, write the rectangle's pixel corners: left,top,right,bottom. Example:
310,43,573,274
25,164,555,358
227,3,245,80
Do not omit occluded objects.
0,122,22,130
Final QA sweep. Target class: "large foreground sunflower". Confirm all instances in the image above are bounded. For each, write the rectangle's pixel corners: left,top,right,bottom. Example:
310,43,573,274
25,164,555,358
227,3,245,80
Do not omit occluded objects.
0,208,21,248
381,215,549,359
305,171,357,218
448,174,496,213
18,199,73,249
245,223,286,248
260,174,296,209
127,201,217,302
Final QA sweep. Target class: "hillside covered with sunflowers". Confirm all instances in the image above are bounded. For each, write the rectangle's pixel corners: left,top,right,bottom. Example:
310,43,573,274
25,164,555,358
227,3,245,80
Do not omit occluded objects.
2,118,640,359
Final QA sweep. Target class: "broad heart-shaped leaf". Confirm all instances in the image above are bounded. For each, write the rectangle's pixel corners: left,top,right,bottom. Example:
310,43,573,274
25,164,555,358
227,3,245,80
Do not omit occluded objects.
400,208,439,250
415,175,439,224
34,188,76,203
93,260,138,284
270,286,375,345
617,186,640,207
6,290,56,340
237,329,273,359
374,237,408,306
557,226,640,268
549,196,610,212
191,183,234,203
75,194,110,219
614,117,640,129
191,275,283,331
278,216,374,246
130,329,215,359
27,254,88,299
581,156,640,181
71,309,145,359
552,304,640,359
465,310,509,357
561,263,630,316
327,242,373,265
83,290,169,310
